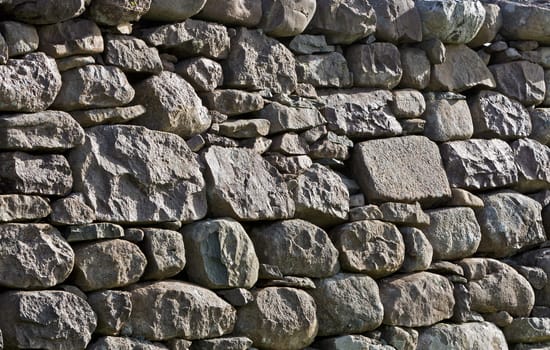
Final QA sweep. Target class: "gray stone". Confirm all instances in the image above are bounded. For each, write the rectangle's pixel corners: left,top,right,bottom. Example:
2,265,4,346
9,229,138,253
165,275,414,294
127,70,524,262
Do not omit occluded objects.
259,101,325,134
144,0,207,22
417,322,508,350
202,89,264,116
469,3,502,47
261,275,316,290
175,58,223,92
0,32,7,64
73,239,147,291
197,0,262,27
489,61,546,106
400,118,426,135
331,220,405,278
250,219,339,278
70,105,146,128
190,337,252,350
498,0,550,44
142,228,186,280
400,227,433,272
0,195,50,222
218,119,270,138
55,55,96,72
167,338,192,350
223,28,297,94
514,138,550,192
87,290,132,335
440,139,519,190
475,191,546,258
379,202,430,227
315,335,395,350
346,43,402,89
38,19,103,58
288,34,335,55
381,326,418,350
296,52,352,88
240,136,272,154
88,0,152,26
0,223,73,289
307,0,376,45
70,125,207,223
379,272,455,327
448,188,484,208
503,318,550,343
260,0,316,37
0,152,72,196
126,281,236,340
0,21,38,57
370,0,422,43
49,193,95,226
390,89,426,119
0,111,84,151
265,154,313,175
89,337,169,350
416,0,486,44
353,136,452,206
483,311,514,327
515,248,550,307
423,98,474,142
419,38,447,64
203,146,294,221
64,223,124,242
0,53,61,112
216,288,254,307
0,290,96,350
545,70,550,107
234,287,317,350
399,47,431,89
181,218,259,289
4,0,86,24
104,34,162,74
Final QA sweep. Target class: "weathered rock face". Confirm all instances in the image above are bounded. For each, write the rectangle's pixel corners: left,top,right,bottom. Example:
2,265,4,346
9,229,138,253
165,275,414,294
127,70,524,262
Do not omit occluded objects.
513,138,550,192
190,337,252,350
87,290,132,336
144,0,207,22
89,336,169,350
346,43,403,89
175,57,223,92
198,0,262,27
104,34,163,74
489,61,546,106
38,19,103,58
259,101,325,134
142,228,186,280
0,195,50,223
0,290,96,350
399,47,431,89
234,287,318,350
4,0,86,24
202,89,264,116
400,227,433,272
515,248,550,307
69,125,207,224
49,193,95,225
260,0,317,37
423,98,474,142
0,21,38,57
503,317,550,343
417,322,508,350
498,0,550,44
469,3,502,47
295,52,353,88
370,0,422,43
88,0,152,26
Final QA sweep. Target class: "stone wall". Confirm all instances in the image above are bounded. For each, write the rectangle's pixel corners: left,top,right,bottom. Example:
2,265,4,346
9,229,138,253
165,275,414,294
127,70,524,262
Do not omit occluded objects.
0,0,549,349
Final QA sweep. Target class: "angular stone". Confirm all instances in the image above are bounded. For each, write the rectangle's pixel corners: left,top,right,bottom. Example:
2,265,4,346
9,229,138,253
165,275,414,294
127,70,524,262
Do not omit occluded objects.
400,227,433,273
460,258,535,317
331,220,405,278
104,34,163,74
64,223,124,242
416,0,486,44
346,43,403,89
307,0,376,45
87,290,132,335
216,288,254,307
142,228,186,280
181,218,259,289
56,55,95,72
175,57,223,92
418,322,508,350
369,0,422,43
0,21,38,57
379,272,455,327
429,44,496,92
469,3,502,47
423,98,474,142
400,118,426,136
89,337,168,350
381,326,419,350
390,89,426,119
4,0,86,24
70,125,207,223
234,287,317,350
0,223,73,289
49,193,95,226
353,136,452,206
197,0,262,27
126,281,236,340
203,146,294,221
218,118,270,138
440,139,519,190
379,202,430,227
448,188,484,208
318,89,402,139
240,136,272,154
531,109,550,145
191,337,252,350
515,248,550,307
513,138,550,192
0,53,61,112
288,34,335,55
202,89,264,116
88,0,152,26
498,0,550,44
70,105,146,128
296,52,352,88
0,111,84,151
38,19,103,58
0,195,50,222
144,0,207,22
250,219,339,278
399,47,431,89
259,101,325,134
265,154,313,175
0,152,72,196
475,191,546,258
489,61,546,106
73,239,146,291
260,0,316,37
223,28,297,94
503,318,550,343
0,290,96,350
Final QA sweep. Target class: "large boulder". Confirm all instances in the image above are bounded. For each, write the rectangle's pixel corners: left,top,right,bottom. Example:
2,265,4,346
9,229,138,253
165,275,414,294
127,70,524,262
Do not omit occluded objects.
497,0,550,44
370,0,422,43
513,138,550,192
4,0,86,24
417,322,508,350
197,0,262,27
260,0,317,37
489,61,546,106
69,125,207,224
144,0,207,21
346,43,403,89
37,19,103,58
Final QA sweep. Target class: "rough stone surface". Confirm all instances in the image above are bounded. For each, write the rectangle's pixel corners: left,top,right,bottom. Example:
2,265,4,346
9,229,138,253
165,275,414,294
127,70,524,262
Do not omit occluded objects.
469,3,502,47
346,43,403,89
379,202,430,227
87,290,132,336
144,0,207,22
295,52,352,88
423,98,474,142
49,194,95,226
515,248,550,308
260,0,317,37
190,336,253,350
0,195,51,222
259,101,325,134
390,89,426,119
370,0,422,43
38,19,103,58
513,138,550,192
197,0,262,27
175,58,223,92
88,0,152,26
531,108,550,145
399,47,431,89
503,318,550,343
89,336,168,350
400,227,433,272
417,322,508,350
70,105,146,128
498,0,550,44
4,0,86,24
104,34,163,74
142,228,186,280
64,223,125,243
202,89,264,116
0,21,39,57
489,61,546,106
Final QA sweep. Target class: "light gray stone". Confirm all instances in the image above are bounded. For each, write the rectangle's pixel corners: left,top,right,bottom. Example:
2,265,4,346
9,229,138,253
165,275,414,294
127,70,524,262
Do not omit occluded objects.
70,105,146,128
400,227,433,272
56,55,96,72
104,34,162,74
296,52,352,88
498,0,550,44
190,336,252,350
469,3,502,47
4,0,86,24
423,98,474,142
89,336,169,350
379,202,430,227
88,0,152,26
175,58,223,92
38,19,103,58
0,21,38,57
0,195,50,223
197,0,262,27
370,0,422,43
513,138,550,192
448,188,484,208
259,101,325,134
260,0,316,37
144,0,207,21
202,89,264,116
399,47,431,89
381,326,418,350
315,335,395,350
489,61,546,106
142,228,186,280
390,89,426,119
49,193,95,226
417,322,508,350
64,223,124,242
218,119,270,139
87,290,132,336
347,43,403,89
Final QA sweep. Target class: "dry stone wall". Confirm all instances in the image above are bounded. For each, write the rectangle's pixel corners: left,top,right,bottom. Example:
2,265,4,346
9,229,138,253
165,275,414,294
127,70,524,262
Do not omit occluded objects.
0,0,549,349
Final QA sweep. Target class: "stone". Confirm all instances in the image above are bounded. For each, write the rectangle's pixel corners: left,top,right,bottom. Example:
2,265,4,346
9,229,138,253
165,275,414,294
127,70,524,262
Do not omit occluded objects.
261,275,316,290
545,70,550,107
379,202,430,227
0,223,73,289
250,219,339,278
240,137,272,154
87,290,132,335
400,118,426,135
515,248,550,307
498,0,550,44
381,326,419,350
142,228,186,280
223,28,297,94
390,89,426,119
0,152,72,196
138,19,230,60
483,311,514,327
440,139,519,190
289,34,335,55
0,53,61,112
315,335,395,350
259,101,325,134
218,119,270,139
0,32,6,63
419,38,447,64
318,89,402,139
379,272,455,327
346,43,403,89
469,3,502,47
399,47,431,89
49,193,95,226
0,111,84,151
353,136,452,206
417,322,508,349
70,105,146,127
331,220,405,278
296,52,352,88
181,218,259,289
190,337,252,350
127,281,236,340
400,227,433,272
69,125,207,223
475,191,546,258
513,138,550,192
489,61,546,106
260,0,317,37
307,0,376,45
429,44,496,92
144,0,207,21
175,58,223,92
0,290,96,350
503,318,550,343
0,21,38,57
88,0,152,26
203,146,294,221
104,34,163,74
531,109,550,145
89,337,168,350
73,239,147,291
0,195,50,222
38,19,103,58
197,0,262,27
448,188,484,208
202,90,264,116
234,287,317,350
64,223,124,242
370,0,422,43
259,264,283,279
424,207,481,260
265,154,313,175
423,98,474,142
416,0,486,44
4,0,86,24
56,55,96,72
216,288,254,307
